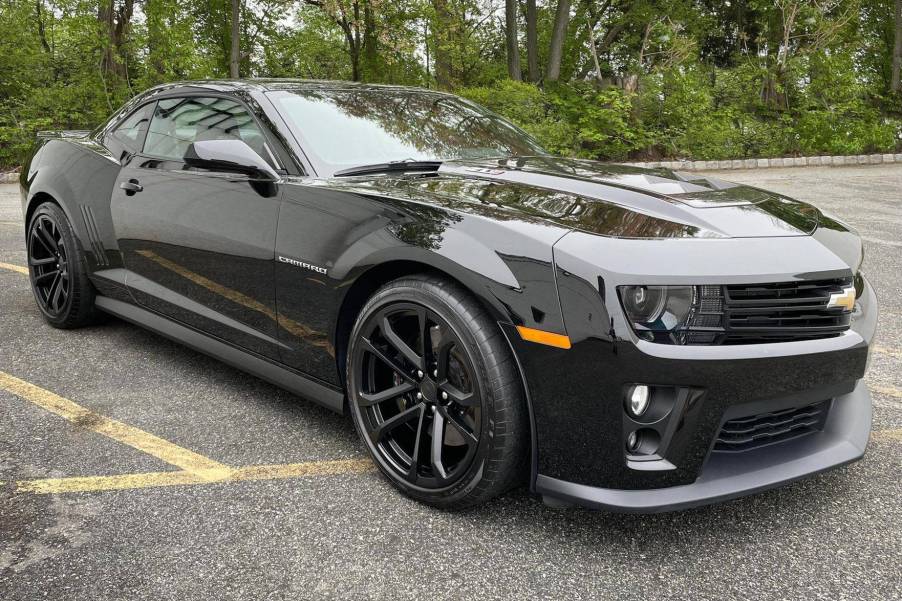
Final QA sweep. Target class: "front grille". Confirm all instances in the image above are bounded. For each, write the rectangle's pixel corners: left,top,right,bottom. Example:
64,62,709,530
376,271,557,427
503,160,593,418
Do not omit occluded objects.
684,278,853,345
713,400,831,453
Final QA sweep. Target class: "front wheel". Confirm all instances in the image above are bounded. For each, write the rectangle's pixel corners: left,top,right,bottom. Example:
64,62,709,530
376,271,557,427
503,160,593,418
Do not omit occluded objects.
346,275,529,509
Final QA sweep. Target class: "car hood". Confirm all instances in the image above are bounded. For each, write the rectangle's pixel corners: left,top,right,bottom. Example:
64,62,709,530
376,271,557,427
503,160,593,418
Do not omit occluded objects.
410,156,825,239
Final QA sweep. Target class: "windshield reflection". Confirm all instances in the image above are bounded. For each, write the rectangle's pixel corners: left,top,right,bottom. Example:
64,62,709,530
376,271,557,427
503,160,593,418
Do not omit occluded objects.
268,88,546,174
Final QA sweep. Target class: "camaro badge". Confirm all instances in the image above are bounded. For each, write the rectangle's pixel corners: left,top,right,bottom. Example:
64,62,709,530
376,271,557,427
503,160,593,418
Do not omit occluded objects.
826,285,856,311
278,255,328,275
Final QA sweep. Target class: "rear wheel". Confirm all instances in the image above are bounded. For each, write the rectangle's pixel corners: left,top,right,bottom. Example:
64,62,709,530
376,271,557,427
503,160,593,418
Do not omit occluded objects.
346,275,528,509
27,202,97,328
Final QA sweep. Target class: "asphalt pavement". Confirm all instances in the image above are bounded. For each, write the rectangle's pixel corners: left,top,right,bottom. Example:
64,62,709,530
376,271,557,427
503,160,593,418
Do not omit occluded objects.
0,164,900,600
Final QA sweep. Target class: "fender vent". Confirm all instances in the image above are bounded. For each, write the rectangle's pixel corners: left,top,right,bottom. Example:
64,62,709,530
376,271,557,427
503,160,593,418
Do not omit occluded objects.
80,205,108,266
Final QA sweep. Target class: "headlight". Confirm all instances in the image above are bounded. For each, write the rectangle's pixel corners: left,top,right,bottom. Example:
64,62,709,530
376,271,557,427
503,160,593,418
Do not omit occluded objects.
618,285,695,343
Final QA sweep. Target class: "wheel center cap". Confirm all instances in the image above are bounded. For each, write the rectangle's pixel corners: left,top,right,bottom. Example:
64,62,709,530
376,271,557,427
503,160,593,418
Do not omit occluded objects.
419,378,437,404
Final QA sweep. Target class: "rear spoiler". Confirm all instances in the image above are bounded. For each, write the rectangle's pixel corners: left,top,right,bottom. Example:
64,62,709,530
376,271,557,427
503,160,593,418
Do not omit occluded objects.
36,130,91,140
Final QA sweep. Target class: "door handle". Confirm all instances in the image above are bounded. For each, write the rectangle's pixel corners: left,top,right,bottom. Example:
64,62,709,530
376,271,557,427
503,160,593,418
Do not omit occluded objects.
120,179,143,195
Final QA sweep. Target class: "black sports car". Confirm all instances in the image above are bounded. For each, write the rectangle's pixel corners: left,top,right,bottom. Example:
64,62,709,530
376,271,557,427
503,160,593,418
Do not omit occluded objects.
19,80,877,511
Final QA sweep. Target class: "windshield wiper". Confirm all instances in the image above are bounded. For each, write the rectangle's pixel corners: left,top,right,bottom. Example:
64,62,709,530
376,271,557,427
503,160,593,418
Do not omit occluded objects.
333,159,442,178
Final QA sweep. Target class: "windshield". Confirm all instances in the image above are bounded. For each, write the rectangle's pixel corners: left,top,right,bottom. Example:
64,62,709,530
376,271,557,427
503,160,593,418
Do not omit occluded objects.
267,88,547,175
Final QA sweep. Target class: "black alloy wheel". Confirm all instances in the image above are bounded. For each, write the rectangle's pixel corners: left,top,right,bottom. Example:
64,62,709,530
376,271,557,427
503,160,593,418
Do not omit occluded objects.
28,213,71,316
354,303,481,488
347,275,528,509
27,202,98,328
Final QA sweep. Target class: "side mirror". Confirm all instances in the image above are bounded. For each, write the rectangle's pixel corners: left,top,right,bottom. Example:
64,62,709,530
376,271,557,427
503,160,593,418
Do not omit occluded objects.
184,139,279,181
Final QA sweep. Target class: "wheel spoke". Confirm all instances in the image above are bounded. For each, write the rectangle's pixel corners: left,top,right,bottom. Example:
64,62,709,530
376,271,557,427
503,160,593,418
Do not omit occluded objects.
370,403,423,444
32,230,54,256
29,256,56,267
34,269,59,284
38,224,58,253
405,407,427,482
430,410,449,480
381,314,424,371
358,381,416,407
50,273,65,310
440,406,478,446
433,331,456,381
361,338,415,383
440,383,477,407
47,273,63,311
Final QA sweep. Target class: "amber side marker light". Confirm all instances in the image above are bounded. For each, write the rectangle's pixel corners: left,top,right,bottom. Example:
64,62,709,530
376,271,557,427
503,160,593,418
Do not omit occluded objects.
516,326,572,349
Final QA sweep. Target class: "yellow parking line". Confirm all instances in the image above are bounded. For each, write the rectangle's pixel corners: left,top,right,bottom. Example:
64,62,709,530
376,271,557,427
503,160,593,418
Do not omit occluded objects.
0,371,229,476
0,261,28,275
14,459,374,495
874,429,902,442
229,458,374,482
869,383,902,399
873,345,902,359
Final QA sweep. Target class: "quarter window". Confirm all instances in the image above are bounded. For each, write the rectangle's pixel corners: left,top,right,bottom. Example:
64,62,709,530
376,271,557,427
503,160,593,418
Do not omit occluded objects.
106,102,154,158
143,96,274,167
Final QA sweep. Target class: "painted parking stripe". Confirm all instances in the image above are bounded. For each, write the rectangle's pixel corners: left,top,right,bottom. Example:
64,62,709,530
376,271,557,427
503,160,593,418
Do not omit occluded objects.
0,370,374,494
14,459,374,495
0,370,230,477
0,261,28,275
874,429,902,442
872,345,902,360
869,384,902,399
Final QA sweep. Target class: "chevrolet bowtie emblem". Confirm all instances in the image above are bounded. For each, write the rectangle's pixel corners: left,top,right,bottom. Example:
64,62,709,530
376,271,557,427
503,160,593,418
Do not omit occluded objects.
826,285,856,311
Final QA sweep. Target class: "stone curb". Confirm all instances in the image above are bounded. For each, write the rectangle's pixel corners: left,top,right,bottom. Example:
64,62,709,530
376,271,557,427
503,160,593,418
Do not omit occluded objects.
622,153,902,171
0,171,19,184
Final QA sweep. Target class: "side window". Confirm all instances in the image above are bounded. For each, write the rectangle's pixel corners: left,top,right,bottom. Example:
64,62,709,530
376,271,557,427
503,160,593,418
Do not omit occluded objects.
105,103,154,159
143,96,275,167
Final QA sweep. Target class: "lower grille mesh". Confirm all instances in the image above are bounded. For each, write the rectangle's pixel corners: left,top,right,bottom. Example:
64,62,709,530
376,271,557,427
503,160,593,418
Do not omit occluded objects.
713,400,831,453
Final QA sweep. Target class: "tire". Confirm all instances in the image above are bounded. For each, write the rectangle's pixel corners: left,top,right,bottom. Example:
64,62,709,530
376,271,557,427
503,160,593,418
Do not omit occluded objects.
26,202,98,328
346,274,529,509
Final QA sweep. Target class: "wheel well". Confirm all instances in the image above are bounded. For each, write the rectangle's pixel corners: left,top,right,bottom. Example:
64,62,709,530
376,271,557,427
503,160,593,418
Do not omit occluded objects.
334,261,444,383
24,192,59,231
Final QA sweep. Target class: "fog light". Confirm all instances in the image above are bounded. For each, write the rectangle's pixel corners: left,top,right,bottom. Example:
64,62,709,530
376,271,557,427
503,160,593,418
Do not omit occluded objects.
626,431,640,453
627,385,651,417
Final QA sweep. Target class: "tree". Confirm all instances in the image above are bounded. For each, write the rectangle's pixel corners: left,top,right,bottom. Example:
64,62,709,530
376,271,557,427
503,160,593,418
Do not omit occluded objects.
230,0,240,78
893,0,901,92
546,0,571,81
98,0,136,80
504,0,521,79
525,0,538,82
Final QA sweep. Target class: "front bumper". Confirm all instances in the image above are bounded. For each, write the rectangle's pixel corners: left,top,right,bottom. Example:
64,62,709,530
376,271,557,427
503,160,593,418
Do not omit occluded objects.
534,380,871,512
503,269,877,512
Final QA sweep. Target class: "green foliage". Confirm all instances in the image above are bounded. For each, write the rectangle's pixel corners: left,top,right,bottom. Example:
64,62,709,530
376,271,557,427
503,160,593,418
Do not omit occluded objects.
1,0,901,170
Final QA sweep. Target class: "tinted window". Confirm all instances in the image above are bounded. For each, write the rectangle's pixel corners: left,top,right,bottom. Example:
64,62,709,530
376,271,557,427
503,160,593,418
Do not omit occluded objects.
268,89,547,174
106,102,154,158
143,96,273,166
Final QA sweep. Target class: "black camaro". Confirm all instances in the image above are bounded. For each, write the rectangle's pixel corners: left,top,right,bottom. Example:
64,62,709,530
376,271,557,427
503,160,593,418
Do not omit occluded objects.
19,80,877,511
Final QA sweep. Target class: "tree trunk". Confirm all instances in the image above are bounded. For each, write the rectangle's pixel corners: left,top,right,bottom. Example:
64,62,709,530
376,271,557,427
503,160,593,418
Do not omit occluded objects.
504,0,521,80
146,0,165,78
98,0,134,79
431,0,453,89
525,0,538,82
545,0,571,82
362,0,378,81
229,0,240,78
892,0,902,93
35,0,51,53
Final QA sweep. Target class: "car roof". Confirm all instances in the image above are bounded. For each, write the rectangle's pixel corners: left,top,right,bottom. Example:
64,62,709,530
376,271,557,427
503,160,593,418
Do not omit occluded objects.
144,78,447,96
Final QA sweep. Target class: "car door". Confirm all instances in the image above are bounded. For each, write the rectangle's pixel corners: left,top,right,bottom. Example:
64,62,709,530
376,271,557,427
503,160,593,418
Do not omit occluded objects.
110,95,284,360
